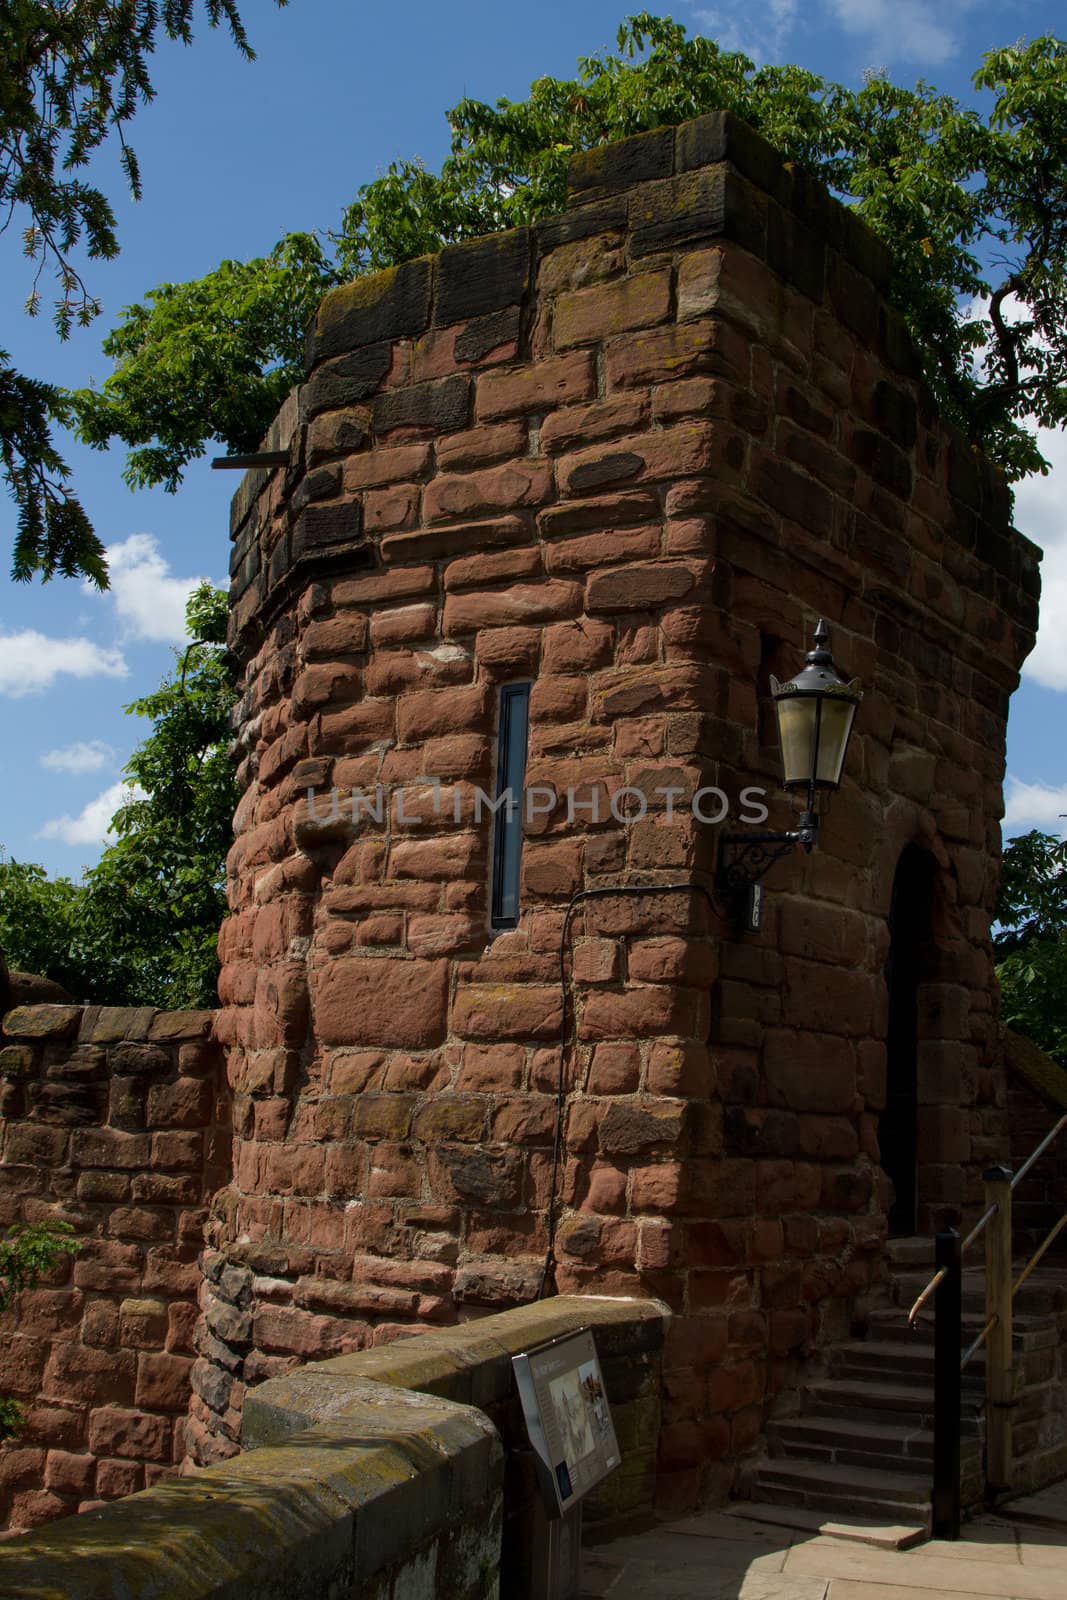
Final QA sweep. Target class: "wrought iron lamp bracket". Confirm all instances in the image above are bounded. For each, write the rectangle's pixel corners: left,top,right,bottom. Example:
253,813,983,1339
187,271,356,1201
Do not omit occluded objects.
717,815,819,931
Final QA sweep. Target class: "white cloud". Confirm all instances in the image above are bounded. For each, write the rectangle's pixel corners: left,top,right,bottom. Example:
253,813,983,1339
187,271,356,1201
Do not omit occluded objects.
691,0,798,62
825,0,975,64
1004,777,1067,837
90,533,212,644
37,782,146,848
1014,425,1067,693
0,632,127,698
40,741,116,775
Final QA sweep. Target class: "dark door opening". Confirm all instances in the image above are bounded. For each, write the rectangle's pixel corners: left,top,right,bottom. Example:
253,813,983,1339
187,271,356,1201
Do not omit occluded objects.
882,845,936,1237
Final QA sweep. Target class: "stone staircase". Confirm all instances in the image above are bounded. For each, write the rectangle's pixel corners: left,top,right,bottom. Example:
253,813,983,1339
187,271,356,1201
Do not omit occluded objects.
744,1238,1065,1543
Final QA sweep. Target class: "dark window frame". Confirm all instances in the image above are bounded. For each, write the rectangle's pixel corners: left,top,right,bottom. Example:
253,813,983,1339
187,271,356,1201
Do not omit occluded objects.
489,681,531,930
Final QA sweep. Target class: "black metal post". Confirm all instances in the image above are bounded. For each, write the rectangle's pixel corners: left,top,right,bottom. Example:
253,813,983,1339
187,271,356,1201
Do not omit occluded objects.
932,1228,962,1540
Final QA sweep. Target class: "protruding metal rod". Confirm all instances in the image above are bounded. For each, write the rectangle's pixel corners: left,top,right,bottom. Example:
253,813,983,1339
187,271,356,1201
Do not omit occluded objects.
984,1165,1014,1502
932,1229,962,1541
210,452,290,469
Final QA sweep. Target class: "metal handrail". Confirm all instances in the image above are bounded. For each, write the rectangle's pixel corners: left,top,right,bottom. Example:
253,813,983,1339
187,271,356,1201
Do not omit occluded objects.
907,1112,1067,1329
1011,1111,1067,1192
958,1212,1067,1369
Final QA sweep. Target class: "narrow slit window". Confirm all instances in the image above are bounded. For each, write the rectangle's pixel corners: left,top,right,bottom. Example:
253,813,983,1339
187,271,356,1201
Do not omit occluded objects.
490,682,531,929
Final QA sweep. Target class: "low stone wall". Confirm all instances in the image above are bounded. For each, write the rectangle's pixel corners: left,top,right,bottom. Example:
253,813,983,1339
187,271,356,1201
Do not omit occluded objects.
0,1295,666,1599
0,1003,227,1530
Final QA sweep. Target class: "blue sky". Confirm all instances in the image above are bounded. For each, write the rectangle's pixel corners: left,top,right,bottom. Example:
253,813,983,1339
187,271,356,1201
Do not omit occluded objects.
1,0,1065,877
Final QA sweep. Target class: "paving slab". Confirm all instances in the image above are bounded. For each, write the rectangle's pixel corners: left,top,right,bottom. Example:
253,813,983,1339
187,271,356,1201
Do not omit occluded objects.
581,1478,1067,1600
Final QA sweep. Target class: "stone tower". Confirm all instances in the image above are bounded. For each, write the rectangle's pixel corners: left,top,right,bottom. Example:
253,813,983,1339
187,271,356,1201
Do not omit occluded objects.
201,111,1039,1508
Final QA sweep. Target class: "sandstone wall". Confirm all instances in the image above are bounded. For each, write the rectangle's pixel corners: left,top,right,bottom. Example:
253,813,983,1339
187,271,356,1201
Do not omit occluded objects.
204,111,1039,1509
0,1003,226,1530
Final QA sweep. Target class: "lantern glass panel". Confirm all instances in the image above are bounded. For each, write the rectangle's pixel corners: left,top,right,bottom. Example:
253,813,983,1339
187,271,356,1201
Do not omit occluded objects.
775,694,819,787
814,696,858,787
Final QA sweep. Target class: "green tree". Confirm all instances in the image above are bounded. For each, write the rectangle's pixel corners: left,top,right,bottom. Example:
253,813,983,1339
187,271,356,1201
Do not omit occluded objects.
71,16,1067,489
0,585,237,1008
0,1222,79,1441
995,830,1067,1063
1,0,289,586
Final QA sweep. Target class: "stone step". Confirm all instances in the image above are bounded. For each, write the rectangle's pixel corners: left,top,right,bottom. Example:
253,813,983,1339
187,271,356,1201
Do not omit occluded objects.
887,1236,936,1268
830,1339,986,1388
805,1377,983,1432
769,1414,935,1470
891,1268,1063,1318
866,1306,1046,1352
721,1502,929,1552
751,1459,932,1530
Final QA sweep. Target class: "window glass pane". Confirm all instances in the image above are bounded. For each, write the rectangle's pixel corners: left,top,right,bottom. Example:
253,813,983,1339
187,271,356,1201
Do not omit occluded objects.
491,683,531,928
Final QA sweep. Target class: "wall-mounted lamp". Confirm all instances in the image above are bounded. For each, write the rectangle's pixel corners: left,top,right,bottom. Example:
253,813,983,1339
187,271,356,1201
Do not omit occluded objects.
719,619,862,930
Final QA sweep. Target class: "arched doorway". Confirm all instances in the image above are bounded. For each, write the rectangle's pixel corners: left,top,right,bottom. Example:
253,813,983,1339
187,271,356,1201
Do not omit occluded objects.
882,844,937,1237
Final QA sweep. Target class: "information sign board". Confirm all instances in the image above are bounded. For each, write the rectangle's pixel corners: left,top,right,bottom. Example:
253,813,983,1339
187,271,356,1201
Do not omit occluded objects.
512,1327,621,1518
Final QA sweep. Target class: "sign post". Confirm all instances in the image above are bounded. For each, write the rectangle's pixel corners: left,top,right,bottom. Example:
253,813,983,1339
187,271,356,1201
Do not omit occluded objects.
512,1328,621,1600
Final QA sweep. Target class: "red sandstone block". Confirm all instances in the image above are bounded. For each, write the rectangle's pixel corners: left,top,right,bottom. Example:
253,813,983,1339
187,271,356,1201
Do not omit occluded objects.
142,1246,200,1300
365,646,473,697
605,320,748,390
367,1143,421,1198
380,513,530,566
423,459,553,525
444,545,542,592
327,1051,386,1094
146,1076,213,1131
554,269,671,349
331,566,435,608
69,1126,151,1170
252,1304,364,1359
443,581,582,635
407,914,482,958
324,1143,367,1198
43,1449,95,1497
411,1095,486,1143
586,1042,640,1094
560,424,721,500
3,1123,69,1166
347,1094,415,1141
7,1487,71,1526
9,1288,83,1340
0,1334,48,1401
95,1456,145,1498
73,1240,142,1296
314,958,449,1050
344,443,431,491
580,985,707,1043
135,1352,194,1414
541,619,614,675
576,1162,625,1214
437,420,527,471
363,481,421,533
544,524,662,576
451,985,562,1043
166,1302,198,1356
647,1041,715,1098
763,1031,857,1114
475,625,541,680
572,939,621,985
540,394,650,455
456,1044,524,1092
491,1097,556,1145
475,352,595,419
291,663,362,720
118,1297,169,1349
396,684,490,744
629,938,717,987
369,603,437,647
43,1343,137,1408
522,839,584,900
